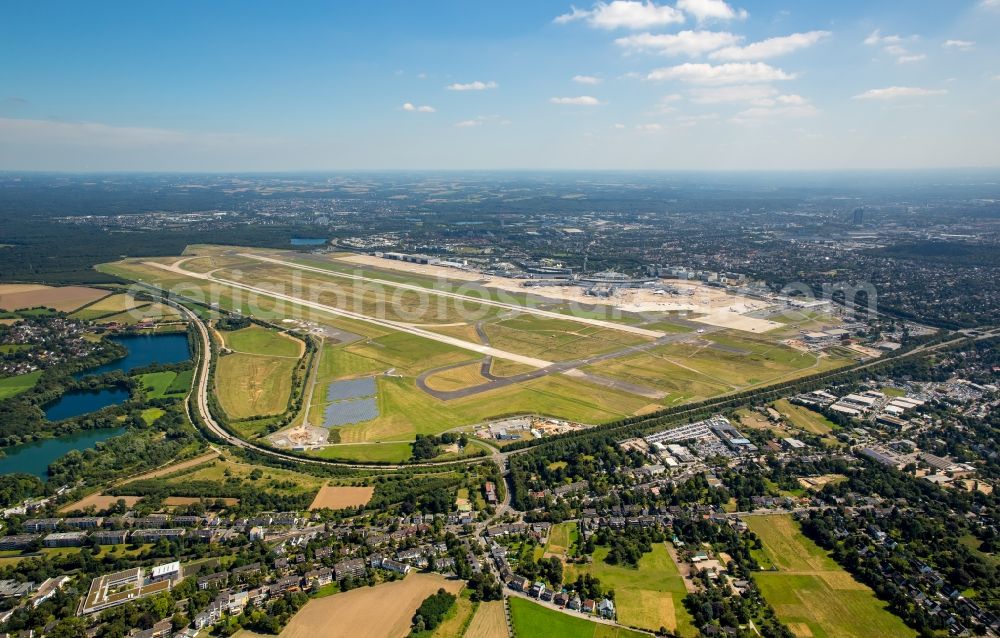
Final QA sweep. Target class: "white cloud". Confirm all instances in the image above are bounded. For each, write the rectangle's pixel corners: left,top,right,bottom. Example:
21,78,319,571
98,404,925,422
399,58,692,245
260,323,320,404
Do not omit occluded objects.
647,62,795,84
613,122,627,129
446,80,498,91
852,86,947,100
709,30,830,61
615,30,742,56
676,0,747,22
454,119,482,128
549,96,603,105
676,113,719,127
864,29,924,64
554,1,684,29
0,117,274,150
943,39,975,50
981,0,1000,9
687,84,777,104
573,75,603,84
402,102,435,112
729,102,817,125
776,94,806,105
636,123,664,132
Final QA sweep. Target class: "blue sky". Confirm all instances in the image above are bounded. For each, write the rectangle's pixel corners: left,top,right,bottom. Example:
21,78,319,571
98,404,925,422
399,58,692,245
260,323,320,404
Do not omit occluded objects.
1,0,998,170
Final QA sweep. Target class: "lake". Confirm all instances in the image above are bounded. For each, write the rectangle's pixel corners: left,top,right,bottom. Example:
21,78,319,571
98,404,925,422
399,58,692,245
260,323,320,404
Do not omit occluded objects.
0,427,125,478
77,333,191,378
44,387,130,421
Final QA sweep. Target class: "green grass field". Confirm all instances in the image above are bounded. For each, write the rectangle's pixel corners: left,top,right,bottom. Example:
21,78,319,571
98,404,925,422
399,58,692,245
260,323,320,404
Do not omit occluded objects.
308,442,414,463
137,370,190,399
331,373,649,444
508,597,647,638
140,407,165,425
482,314,650,362
215,353,297,419
544,522,577,557
221,324,303,358
773,399,837,435
746,515,915,638
565,544,696,636
163,458,325,497
0,370,42,400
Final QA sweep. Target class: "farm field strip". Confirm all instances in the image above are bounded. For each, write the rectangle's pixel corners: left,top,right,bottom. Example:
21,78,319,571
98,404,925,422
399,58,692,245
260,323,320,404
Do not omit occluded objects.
239,252,666,338
464,600,508,638
508,596,647,638
265,573,463,638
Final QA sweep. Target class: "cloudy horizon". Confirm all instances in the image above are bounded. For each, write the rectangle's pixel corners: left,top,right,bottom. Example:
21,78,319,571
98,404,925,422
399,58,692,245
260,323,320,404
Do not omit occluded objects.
1,0,998,171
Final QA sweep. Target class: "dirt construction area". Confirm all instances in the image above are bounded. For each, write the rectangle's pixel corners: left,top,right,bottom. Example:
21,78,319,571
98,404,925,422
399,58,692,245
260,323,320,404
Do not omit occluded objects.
270,573,463,638
308,484,375,510
0,284,109,312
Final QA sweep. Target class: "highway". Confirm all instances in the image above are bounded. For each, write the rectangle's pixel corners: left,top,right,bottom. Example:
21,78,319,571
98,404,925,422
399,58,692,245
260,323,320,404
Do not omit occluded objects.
168,298,492,471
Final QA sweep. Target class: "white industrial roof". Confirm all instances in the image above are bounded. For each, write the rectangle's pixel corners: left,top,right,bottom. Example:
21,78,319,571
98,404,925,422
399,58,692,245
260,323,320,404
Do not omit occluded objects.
151,561,180,578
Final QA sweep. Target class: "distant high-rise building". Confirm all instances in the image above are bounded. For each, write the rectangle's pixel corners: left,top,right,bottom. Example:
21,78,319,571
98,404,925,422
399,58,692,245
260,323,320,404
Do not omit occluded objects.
852,208,865,225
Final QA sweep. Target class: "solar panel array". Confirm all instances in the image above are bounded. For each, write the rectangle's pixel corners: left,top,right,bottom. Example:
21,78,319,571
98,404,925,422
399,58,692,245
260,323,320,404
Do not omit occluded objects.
321,376,379,427
322,397,378,427
326,377,376,402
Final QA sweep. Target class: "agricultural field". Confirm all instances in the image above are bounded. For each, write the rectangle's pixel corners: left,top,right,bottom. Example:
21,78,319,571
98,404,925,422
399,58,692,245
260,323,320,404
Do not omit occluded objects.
70,293,143,320
0,284,109,312
99,302,182,325
0,370,42,400
308,484,374,510
267,573,463,638
564,543,696,636
464,600,507,638
508,597,647,638
746,515,915,638
60,494,142,513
